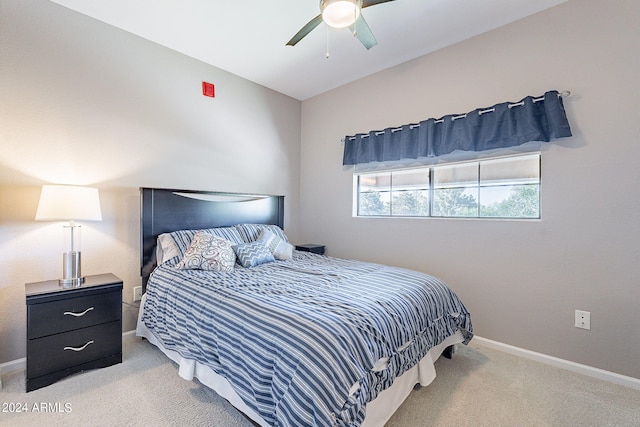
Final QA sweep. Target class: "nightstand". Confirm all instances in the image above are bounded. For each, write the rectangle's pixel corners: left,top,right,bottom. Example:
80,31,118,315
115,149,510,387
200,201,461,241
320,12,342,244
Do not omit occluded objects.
25,273,123,392
295,244,326,255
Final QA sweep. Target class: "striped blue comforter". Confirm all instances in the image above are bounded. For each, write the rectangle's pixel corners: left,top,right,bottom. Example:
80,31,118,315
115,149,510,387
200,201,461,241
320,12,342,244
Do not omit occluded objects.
142,251,472,426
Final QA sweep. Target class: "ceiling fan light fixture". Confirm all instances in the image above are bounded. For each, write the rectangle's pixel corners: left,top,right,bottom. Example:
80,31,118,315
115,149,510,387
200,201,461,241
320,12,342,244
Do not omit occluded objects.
321,0,362,29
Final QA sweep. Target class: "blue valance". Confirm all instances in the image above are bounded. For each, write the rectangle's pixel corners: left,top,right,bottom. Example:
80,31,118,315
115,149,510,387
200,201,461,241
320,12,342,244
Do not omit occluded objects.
342,90,572,166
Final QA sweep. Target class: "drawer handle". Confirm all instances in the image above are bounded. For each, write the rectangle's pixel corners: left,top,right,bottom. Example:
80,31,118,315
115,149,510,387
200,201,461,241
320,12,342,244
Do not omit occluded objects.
63,341,94,352
63,307,94,317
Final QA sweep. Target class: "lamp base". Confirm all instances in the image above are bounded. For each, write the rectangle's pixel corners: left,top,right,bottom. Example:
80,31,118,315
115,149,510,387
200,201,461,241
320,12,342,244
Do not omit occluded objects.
59,277,85,288
61,251,84,288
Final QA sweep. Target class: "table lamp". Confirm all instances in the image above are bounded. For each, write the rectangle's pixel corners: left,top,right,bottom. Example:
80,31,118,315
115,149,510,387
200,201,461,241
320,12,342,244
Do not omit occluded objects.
35,185,102,287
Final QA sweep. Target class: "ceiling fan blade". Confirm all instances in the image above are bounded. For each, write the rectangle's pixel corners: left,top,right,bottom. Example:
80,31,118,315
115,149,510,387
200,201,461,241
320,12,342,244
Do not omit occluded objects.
349,15,377,50
286,15,323,46
362,0,397,8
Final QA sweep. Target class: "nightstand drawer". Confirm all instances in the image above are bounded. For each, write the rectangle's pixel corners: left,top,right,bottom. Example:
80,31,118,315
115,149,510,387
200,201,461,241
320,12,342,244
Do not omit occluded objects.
28,290,121,339
27,320,121,378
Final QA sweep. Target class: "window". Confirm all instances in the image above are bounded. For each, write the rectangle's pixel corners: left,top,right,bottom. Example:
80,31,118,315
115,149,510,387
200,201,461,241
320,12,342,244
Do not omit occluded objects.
354,153,540,219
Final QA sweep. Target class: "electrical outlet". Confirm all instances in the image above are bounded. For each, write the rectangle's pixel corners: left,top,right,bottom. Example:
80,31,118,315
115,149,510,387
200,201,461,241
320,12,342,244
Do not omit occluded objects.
133,286,143,302
575,310,590,330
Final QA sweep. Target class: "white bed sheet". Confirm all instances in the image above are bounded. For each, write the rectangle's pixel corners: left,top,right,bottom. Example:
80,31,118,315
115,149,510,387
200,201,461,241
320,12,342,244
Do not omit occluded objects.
136,294,464,426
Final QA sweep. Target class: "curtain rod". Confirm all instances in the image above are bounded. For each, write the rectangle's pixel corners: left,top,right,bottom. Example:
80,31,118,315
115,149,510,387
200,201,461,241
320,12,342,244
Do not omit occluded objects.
345,90,571,140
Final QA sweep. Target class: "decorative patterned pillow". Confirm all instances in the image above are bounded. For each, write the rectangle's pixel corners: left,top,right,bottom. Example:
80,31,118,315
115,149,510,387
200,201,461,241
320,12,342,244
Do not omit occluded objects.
167,229,199,260
235,224,288,243
166,227,244,261
175,231,236,272
233,241,275,268
258,228,293,260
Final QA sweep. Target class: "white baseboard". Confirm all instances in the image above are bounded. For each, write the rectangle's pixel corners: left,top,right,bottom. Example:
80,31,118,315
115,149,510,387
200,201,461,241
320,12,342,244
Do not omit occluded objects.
472,336,640,391
122,329,138,341
0,356,26,377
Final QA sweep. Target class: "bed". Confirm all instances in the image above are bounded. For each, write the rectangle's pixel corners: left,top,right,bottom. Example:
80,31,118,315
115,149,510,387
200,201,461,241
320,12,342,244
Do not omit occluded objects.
136,187,473,427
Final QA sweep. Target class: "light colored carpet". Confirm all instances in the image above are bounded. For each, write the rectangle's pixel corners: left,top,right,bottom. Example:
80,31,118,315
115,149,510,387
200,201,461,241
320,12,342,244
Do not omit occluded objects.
1,336,639,426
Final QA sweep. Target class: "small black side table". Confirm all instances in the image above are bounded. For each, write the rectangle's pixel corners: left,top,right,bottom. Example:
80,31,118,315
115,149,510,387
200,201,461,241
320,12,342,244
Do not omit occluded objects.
295,244,326,255
25,273,123,392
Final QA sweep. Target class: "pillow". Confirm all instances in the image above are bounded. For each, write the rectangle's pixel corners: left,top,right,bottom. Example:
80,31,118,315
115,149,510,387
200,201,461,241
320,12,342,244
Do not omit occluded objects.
233,241,275,268
258,228,293,260
167,229,203,260
175,231,236,272
235,224,288,243
166,226,244,260
156,233,181,265
206,226,245,245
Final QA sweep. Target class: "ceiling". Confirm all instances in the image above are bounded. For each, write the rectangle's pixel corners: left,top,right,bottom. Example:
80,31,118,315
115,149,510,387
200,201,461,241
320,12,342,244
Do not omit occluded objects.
50,0,568,101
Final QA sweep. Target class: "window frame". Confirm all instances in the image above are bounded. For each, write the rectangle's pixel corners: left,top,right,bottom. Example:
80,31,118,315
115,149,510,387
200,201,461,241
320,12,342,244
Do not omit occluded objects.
353,153,541,220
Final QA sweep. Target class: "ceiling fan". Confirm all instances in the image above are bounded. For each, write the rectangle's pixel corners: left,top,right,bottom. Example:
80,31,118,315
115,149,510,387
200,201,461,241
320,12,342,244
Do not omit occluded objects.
286,0,397,50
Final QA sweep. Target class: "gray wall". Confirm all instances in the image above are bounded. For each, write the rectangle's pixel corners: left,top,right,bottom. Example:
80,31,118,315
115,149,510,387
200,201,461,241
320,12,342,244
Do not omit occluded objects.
300,0,640,379
2,0,638,384
0,0,301,363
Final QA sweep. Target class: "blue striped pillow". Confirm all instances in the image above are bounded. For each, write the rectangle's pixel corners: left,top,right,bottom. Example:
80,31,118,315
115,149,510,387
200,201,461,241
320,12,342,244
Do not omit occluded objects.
207,226,244,244
235,224,288,243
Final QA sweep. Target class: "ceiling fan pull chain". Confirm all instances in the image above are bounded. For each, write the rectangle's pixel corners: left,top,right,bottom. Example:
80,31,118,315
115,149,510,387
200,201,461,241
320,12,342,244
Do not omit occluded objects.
326,25,330,58
353,5,358,37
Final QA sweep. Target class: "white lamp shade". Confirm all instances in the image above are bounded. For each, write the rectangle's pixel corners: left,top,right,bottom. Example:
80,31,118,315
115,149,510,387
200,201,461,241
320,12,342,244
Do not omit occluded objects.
35,185,102,221
321,0,361,28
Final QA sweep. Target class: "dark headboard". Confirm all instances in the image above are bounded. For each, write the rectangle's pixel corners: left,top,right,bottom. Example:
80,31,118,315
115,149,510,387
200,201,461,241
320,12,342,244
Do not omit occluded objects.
140,187,284,288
